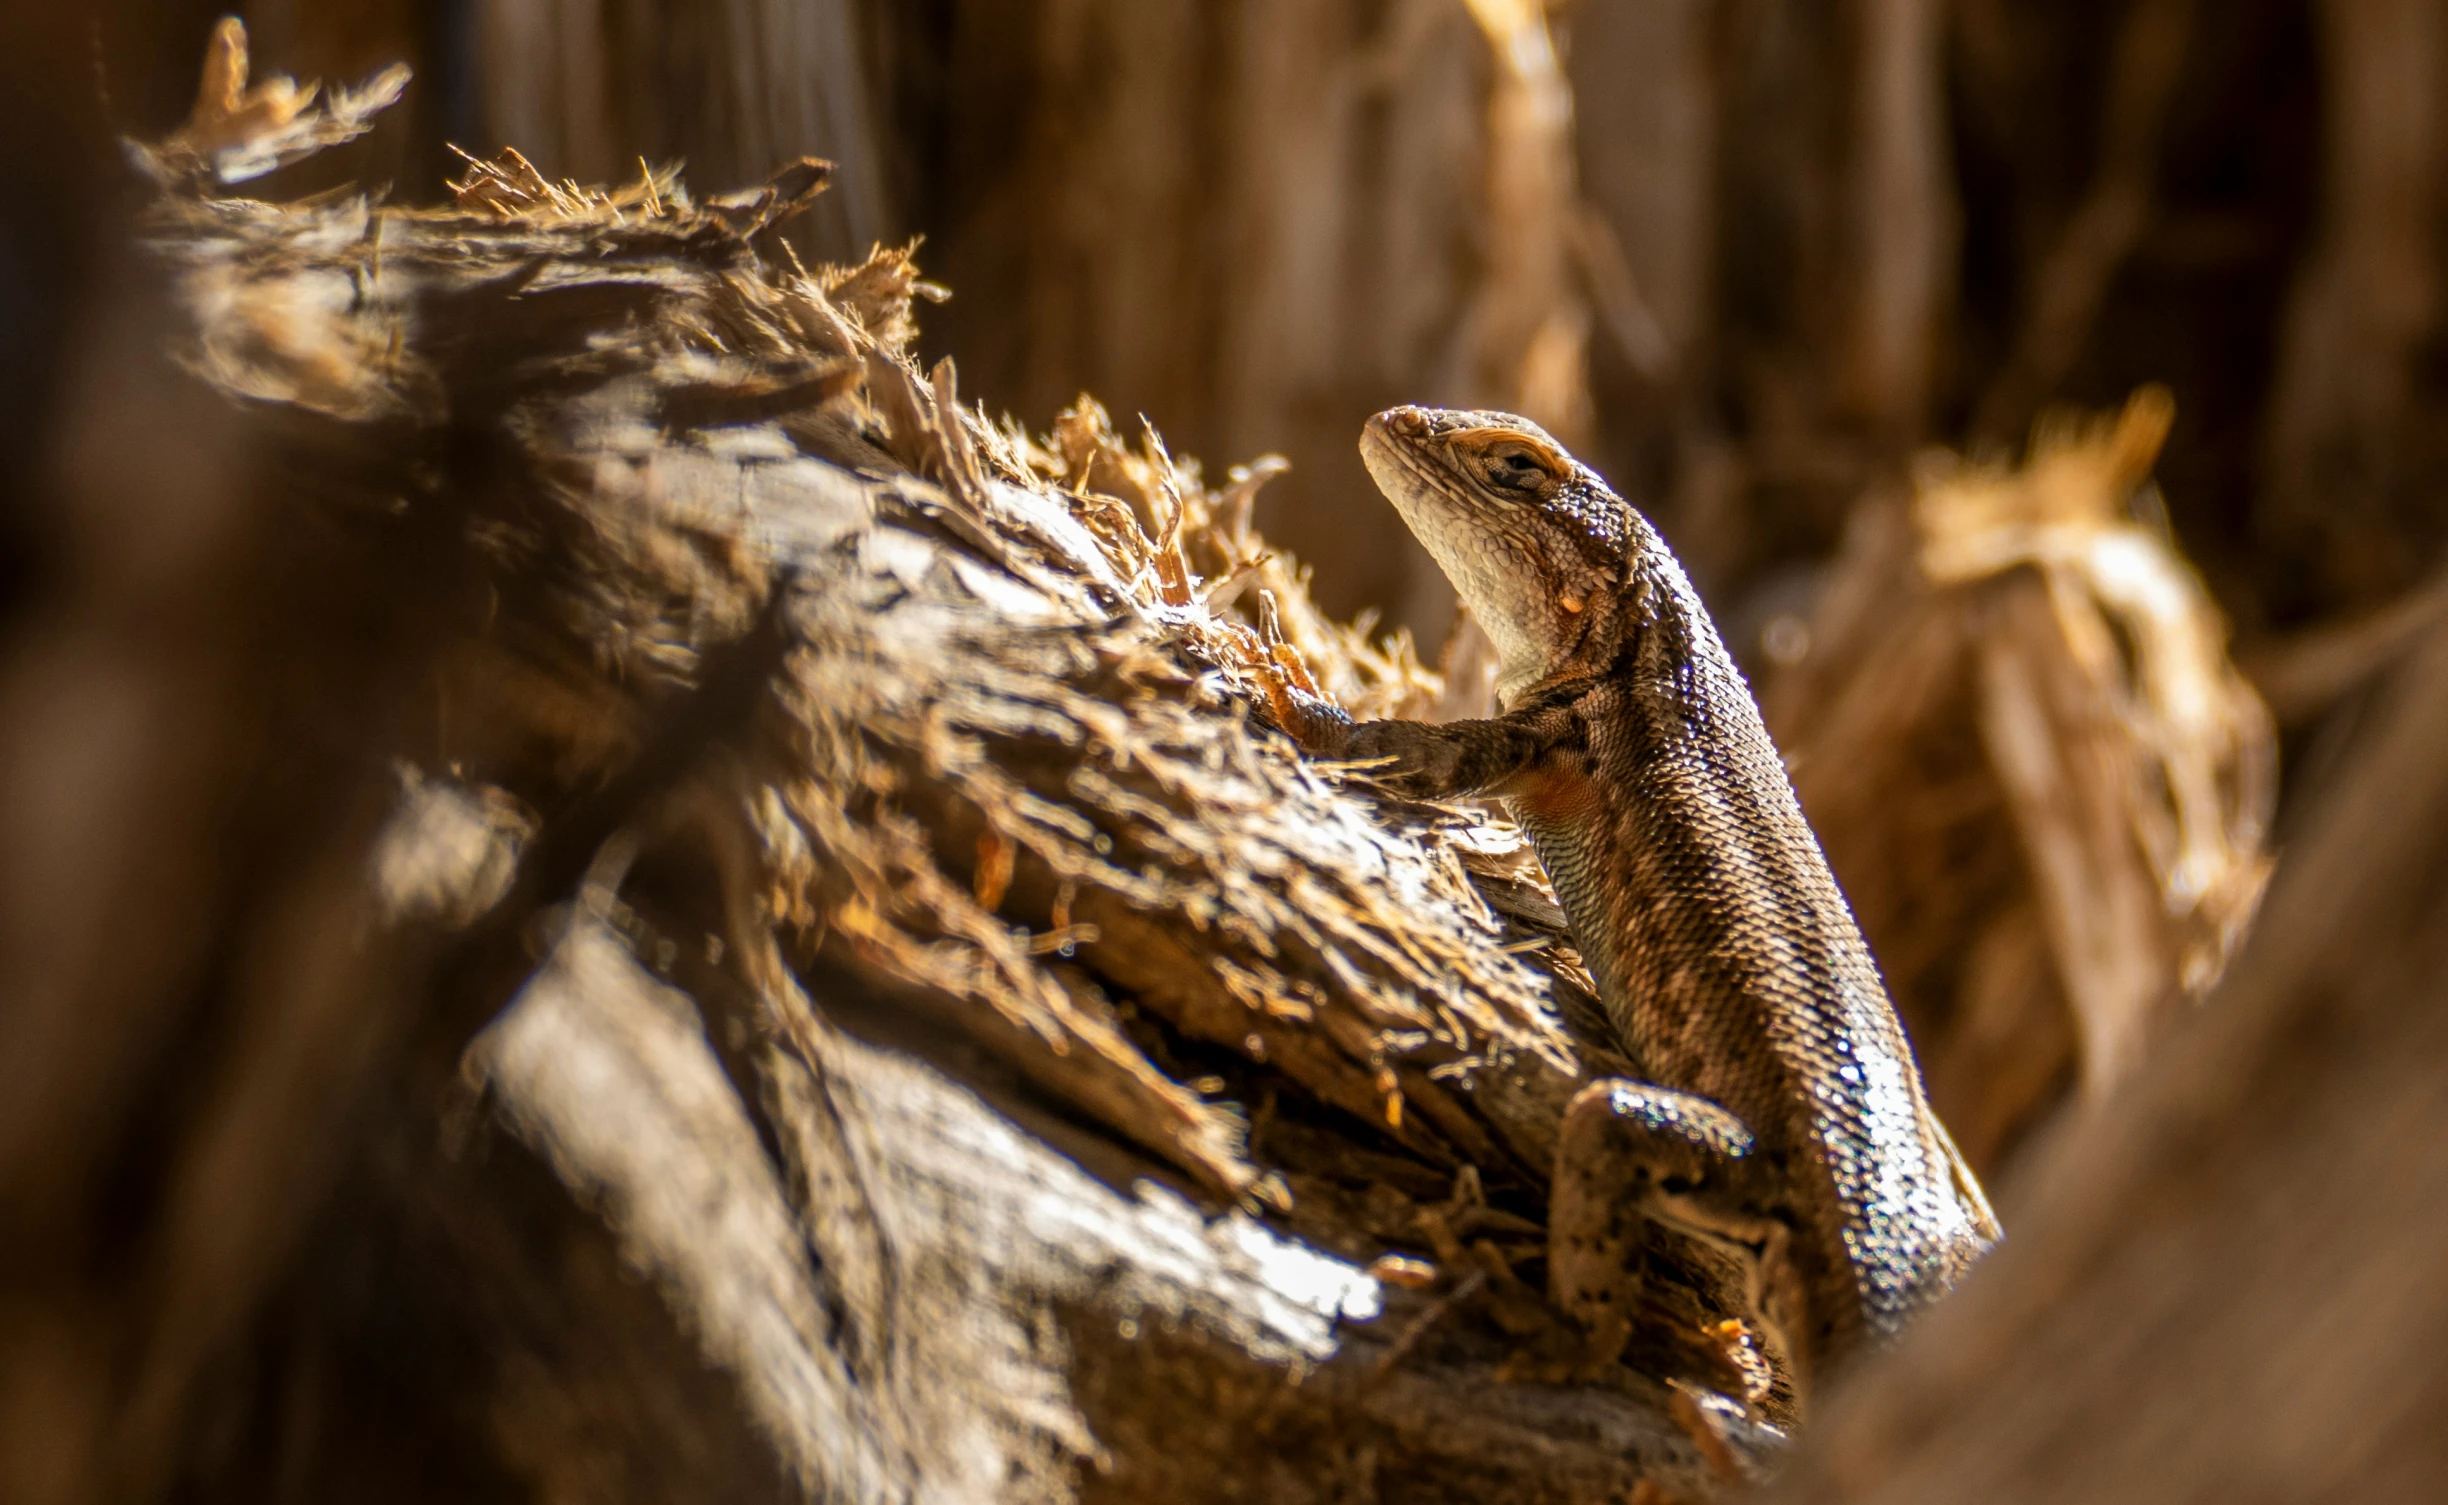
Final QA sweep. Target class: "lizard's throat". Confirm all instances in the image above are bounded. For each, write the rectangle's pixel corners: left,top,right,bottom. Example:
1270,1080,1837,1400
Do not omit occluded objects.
1357,435,1588,698
1452,568,1588,706
1487,630,1558,709
1379,517,1560,692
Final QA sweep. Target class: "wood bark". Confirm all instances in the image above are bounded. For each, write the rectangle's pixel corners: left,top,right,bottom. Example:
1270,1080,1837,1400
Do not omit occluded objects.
1763,392,2273,1177
0,49,1762,1502
917,0,1590,642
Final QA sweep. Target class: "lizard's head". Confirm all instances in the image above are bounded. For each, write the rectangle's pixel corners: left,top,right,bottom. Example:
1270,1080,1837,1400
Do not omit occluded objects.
1360,405,1634,702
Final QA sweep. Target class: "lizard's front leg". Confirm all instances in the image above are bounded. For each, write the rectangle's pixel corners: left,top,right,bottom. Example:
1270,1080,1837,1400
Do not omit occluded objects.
1257,679,1579,802
1266,683,1813,1409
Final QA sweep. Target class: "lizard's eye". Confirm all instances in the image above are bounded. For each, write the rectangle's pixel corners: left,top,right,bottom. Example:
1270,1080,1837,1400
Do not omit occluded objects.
1483,446,1549,492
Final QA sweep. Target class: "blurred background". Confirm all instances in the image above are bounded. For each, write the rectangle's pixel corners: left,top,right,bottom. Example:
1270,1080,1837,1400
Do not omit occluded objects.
29,0,2409,647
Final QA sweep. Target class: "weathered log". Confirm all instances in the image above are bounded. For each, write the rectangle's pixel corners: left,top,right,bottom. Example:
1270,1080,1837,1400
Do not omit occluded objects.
0,40,1767,1502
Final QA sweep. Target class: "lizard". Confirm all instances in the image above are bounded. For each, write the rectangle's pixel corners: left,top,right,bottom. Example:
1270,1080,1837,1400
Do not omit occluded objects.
1262,405,1998,1412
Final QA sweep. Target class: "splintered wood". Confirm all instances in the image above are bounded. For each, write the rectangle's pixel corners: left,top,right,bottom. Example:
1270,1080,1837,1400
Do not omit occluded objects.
100,27,1767,1502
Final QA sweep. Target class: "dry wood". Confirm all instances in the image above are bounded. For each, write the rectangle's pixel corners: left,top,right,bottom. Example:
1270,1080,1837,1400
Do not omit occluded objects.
916,0,1597,643
2261,0,2448,612
0,37,1777,1502
469,0,893,259
1970,0,2199,442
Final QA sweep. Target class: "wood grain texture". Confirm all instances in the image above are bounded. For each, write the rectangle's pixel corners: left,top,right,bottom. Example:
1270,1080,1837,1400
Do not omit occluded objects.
0,59,1748,1502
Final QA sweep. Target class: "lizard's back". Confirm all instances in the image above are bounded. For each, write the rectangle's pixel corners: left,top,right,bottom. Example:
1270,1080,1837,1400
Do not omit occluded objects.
1513,517,1986,1350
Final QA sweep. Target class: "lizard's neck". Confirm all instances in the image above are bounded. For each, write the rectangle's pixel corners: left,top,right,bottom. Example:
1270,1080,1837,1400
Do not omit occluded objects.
1491,569,1641,710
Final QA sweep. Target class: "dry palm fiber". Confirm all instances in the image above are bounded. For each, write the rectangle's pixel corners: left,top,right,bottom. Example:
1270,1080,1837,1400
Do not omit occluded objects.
147,30,1585,1196
1763,388,2275,1177
15,25,1799,1502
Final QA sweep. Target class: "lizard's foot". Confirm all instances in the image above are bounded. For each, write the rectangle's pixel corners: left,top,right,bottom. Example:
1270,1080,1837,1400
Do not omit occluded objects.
1550,1079,1805,1420
1247,656,1356,755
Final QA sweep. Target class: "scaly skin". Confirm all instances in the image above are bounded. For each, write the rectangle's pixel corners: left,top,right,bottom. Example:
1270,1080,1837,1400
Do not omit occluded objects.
1274,405,1996,1407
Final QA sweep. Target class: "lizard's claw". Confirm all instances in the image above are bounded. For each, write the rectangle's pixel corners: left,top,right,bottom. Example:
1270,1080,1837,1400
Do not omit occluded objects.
1248,658,1356,756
